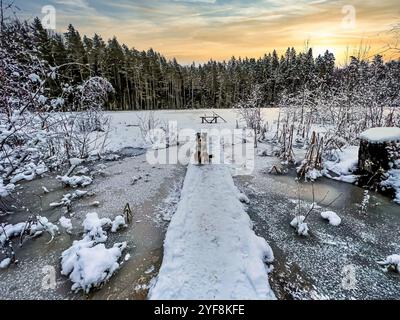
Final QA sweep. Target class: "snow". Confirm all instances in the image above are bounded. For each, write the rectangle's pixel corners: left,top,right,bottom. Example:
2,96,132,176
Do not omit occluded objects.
324,146,359,183
290,216,309,236
381,169,400,204
149,164,275,300
28,73,41,83
111,215,127,233
0,258,11,269
103,109,280,152
29,217,59,238
69,158,85,166
360,127,400,143
0,217,59,246
305,168,323,181
0,179,14,198
321,211,342,226
59,217,73,234
57,175,93,188
82,212,112,243
0,223,26,245
50,190,88,208
237,192,250,204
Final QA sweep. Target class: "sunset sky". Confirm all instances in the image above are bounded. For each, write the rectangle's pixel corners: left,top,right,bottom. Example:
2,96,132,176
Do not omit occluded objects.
15,0,400,64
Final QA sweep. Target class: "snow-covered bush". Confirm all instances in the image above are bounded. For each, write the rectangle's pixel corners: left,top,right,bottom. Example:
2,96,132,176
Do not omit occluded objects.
378,254,400,273
57,175,93,188
0,19,114,208
290,215,309,236
62,241,127,293
0,215,60,268
235,85,265,147
61,212,128,293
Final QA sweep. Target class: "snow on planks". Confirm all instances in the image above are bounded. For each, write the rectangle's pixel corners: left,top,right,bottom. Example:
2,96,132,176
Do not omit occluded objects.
149,164,275,300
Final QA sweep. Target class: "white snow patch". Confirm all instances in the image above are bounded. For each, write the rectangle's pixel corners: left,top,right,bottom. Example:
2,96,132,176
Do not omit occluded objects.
149,164,275,300
237,191,250,204
321,211,342,226
0,258,11,269
61,212,128,293
324,146,359,183
360,127,400,143
59,217,73,234
0,179,15,198
83,212,112,243
111,215,127,233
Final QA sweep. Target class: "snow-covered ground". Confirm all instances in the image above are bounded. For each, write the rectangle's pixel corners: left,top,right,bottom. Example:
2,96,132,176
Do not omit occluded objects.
2,109,399,300
149,164,275,300
234,145,400,299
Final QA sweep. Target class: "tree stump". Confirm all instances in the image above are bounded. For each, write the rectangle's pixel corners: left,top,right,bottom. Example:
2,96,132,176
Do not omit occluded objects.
358,127,400,187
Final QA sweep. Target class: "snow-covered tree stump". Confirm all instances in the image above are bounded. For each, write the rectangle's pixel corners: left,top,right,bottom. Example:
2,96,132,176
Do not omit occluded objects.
358,127,400,186
359,128,400,173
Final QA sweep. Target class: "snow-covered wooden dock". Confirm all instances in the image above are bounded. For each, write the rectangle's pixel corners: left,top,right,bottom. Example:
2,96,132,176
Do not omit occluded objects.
149,164,275,300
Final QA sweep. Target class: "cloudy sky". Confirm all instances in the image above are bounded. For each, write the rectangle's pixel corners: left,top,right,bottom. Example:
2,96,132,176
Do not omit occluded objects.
14,0,400,64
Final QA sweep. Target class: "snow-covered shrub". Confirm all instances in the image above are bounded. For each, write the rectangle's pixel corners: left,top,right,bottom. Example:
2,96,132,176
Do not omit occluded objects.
50,190,88,208
378,254,400,273
62,241,127,293
0,215,60,268
235,85,265,147
57,175,93,188
137,111,166,148
290,216,309,236
61,212,128,293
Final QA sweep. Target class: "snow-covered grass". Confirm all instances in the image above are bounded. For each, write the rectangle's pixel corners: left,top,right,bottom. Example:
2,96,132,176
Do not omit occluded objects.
149,164,275,300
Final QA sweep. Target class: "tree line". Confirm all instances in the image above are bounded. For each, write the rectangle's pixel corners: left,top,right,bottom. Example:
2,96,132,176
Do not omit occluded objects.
3,17,400,112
